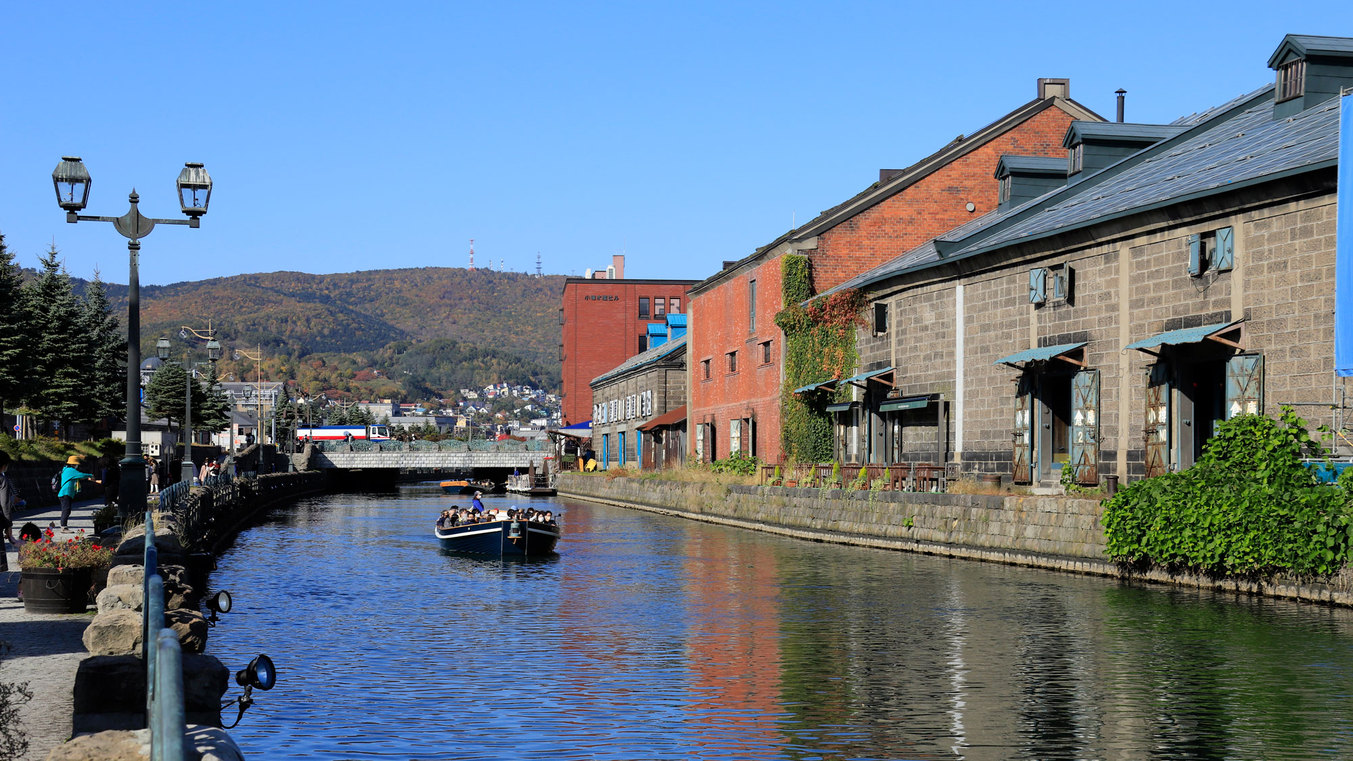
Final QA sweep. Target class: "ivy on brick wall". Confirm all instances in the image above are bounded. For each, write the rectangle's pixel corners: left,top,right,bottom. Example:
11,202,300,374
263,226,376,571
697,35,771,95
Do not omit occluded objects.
775,254,866,463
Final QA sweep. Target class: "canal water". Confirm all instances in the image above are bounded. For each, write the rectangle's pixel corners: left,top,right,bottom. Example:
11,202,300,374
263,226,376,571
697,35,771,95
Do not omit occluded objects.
210,484,1353,760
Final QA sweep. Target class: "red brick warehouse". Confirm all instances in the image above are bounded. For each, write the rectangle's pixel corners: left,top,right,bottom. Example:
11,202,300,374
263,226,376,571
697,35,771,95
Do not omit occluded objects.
560,255,696,426
687,78,1104,464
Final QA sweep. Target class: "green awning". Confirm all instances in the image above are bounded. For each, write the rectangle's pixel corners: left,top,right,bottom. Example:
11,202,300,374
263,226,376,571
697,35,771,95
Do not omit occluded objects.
994,341,1086,367
839,366,894,386
879,396,930,412
1124,321,1240,352
793,378,838,394
825,402,856,413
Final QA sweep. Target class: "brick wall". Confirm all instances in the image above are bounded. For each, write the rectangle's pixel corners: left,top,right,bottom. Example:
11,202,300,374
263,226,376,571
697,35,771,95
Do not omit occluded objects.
561,279,694,426
810,107,1079,293
687,257,786,461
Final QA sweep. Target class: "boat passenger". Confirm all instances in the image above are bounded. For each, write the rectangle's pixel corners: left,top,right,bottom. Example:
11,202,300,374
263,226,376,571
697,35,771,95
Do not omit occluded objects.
471,491,485,513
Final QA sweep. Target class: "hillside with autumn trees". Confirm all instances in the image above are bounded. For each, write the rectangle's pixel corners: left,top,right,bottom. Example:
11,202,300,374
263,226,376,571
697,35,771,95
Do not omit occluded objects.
88,267,567,402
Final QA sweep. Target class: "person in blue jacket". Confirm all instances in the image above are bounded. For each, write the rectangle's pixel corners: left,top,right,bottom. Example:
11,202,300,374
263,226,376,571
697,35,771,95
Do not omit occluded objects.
471,491,485,514
57,455,100,530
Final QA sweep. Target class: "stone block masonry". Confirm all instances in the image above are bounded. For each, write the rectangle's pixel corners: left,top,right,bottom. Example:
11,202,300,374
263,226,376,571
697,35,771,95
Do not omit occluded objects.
559,474,1353,608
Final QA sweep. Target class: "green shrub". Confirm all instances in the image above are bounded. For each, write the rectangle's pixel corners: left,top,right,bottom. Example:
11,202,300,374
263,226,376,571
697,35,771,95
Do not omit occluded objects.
710,452,760,476
1103,408,1353,577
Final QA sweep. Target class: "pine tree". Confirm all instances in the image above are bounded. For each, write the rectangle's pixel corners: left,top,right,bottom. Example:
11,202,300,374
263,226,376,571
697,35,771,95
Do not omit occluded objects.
79,272,127,427
196,362,232,434
0,233,30,419
26,246,87,437
146,361,188,436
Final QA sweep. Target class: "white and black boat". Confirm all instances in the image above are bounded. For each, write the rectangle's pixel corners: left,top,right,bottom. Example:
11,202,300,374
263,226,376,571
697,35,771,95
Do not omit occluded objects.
434,518,560,556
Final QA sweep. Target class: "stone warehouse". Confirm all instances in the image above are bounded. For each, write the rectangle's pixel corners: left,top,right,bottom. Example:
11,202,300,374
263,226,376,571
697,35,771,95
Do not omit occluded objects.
809,34,1352,487
589,322,688,470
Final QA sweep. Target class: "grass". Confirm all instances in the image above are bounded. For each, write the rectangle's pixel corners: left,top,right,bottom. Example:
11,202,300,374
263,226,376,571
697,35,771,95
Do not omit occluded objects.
0,435,123,464
572,464,761,487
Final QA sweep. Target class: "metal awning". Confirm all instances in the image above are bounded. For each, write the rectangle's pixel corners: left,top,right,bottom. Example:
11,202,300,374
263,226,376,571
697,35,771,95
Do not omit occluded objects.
879,396,930,412
637,405,686,432
994,342,1087,368
825,402,856,413
793,378,839,394
839,366,895,388
1124,321,1242,354
550,421,592,439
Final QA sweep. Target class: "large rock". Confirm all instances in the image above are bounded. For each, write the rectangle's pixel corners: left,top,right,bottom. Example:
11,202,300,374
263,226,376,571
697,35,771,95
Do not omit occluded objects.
107,564,144,587
166,609,209,653
72,655,229,734
117,524,185,556
96,584,144,614
83,610,142,656
46,725,243,761
158,564,198,609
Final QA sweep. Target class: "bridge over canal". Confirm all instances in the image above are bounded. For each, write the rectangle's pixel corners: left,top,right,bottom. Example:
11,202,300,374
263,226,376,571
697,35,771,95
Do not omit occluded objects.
304,440,556,478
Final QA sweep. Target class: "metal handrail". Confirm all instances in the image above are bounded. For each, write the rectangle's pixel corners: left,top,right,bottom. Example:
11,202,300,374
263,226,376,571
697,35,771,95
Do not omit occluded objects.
141,510,186,760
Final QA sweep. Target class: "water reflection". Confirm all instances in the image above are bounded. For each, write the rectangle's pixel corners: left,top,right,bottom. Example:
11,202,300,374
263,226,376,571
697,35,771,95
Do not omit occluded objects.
209,486,1353,760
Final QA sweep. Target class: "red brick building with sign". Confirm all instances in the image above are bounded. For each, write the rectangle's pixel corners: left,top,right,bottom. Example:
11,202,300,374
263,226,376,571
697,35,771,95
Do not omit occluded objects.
687,78,1103,464
560,258,696,426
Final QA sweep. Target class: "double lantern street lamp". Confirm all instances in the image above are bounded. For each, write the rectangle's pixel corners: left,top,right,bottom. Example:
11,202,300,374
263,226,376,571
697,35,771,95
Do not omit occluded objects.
157,328,222,486
53,157,212,518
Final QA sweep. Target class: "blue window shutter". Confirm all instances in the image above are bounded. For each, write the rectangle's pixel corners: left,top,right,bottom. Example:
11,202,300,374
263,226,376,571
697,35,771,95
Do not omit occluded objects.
1225,354,1264,419
1029,268,1047,304
1069,370,1100,485
1215,227,1234,271
1187,234,1203,276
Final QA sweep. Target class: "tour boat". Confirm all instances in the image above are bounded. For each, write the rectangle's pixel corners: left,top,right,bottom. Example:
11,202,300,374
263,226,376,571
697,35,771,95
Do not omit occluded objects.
434,518,560,556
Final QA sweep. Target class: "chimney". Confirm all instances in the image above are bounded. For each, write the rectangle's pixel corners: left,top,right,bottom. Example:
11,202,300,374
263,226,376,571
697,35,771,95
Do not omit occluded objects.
1037,78,1070,100
1115,89,1127,122
611,254,625,279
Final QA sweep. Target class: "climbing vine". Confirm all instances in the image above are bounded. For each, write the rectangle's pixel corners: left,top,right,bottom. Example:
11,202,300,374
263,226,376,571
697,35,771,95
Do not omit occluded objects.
776,254,866,462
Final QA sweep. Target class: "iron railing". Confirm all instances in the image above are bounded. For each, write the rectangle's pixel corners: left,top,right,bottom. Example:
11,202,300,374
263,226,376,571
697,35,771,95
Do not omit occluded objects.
312,439,551,453
142,511,187,761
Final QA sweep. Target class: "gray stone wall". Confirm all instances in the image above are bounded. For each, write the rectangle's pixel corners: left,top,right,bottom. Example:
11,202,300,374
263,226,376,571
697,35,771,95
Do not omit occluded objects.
559,473,1353,607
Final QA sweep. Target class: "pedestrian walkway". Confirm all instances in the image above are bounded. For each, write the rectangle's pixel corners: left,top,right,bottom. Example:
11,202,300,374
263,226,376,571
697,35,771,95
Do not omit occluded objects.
0,497,103,761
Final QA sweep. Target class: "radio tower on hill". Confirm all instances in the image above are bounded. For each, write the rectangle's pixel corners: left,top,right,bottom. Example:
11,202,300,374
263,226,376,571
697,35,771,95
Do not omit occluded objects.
468,239,475,271
535,252,542,277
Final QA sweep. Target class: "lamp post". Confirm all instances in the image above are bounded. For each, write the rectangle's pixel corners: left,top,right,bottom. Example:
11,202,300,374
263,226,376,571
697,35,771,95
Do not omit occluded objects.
235,346,265,446
158,329,221,485
53,157,212,520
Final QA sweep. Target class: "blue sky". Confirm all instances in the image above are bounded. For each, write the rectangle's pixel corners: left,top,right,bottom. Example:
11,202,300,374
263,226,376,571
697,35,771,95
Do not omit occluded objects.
1,2,1349,286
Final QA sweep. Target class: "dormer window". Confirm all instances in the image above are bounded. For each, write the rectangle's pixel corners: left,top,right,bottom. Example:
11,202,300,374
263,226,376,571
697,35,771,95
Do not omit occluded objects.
998,174,1012,205
1276,58,1306,102
1068,143,1083,175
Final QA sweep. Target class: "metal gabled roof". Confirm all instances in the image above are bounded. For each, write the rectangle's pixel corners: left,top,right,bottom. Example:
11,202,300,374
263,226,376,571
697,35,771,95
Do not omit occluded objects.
1268,34,1353,68
589,336,687,387
1063,121,1187,148
995,154,1066,178
994,342,1086,367
1124,321,1240,352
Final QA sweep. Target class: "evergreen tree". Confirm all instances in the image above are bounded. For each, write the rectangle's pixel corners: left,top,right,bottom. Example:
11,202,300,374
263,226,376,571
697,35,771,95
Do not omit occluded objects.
78,272,126,426
0,233,30,419
196,362,232,434
146,361,188,436
25,246,86,436
270,395,297,443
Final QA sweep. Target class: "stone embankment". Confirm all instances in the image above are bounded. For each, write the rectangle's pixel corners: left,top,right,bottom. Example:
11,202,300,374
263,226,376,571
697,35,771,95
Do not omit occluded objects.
28,470,329,761
558,474,1353,607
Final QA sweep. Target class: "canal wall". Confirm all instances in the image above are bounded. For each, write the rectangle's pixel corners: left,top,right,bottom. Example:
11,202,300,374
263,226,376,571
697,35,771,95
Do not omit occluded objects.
558,474,1353,608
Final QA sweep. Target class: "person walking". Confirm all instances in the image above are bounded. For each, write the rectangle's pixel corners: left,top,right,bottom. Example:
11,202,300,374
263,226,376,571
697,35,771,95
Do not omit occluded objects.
57,455,100,531
148,457,160,494
0,452,16,571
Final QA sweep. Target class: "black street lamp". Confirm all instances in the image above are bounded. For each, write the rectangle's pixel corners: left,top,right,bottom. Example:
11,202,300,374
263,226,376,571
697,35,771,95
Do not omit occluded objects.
53,156,212,519
157,331,221,485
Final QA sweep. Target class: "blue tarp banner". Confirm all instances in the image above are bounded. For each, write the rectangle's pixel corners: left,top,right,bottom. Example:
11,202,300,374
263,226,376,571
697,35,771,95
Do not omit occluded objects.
1338,92,1353,376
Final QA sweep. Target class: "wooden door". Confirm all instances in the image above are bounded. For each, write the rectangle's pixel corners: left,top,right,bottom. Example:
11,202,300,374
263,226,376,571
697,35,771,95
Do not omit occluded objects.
1069,370,1100,485
1225,354,1264,419
1144,363,1170,477
1012,374,1034,484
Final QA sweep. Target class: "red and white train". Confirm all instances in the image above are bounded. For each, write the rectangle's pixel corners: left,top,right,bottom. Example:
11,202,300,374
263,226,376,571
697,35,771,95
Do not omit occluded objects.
296,425,392,442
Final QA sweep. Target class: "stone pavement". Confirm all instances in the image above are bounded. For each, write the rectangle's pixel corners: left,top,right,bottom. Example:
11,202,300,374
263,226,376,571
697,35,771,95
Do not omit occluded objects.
0,497,104,761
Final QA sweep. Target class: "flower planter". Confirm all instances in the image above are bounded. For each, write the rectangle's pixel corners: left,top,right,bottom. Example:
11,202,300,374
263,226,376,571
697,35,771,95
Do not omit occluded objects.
20,567,93,614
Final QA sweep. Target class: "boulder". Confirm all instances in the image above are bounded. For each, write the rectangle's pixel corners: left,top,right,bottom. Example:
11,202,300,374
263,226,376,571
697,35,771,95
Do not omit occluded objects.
165,609,209,653
107,564,144,587
72,655,228,734
48,725,243,761
82,610,142,656
96,584,144,614
116,525,185,557
158,564,198,609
